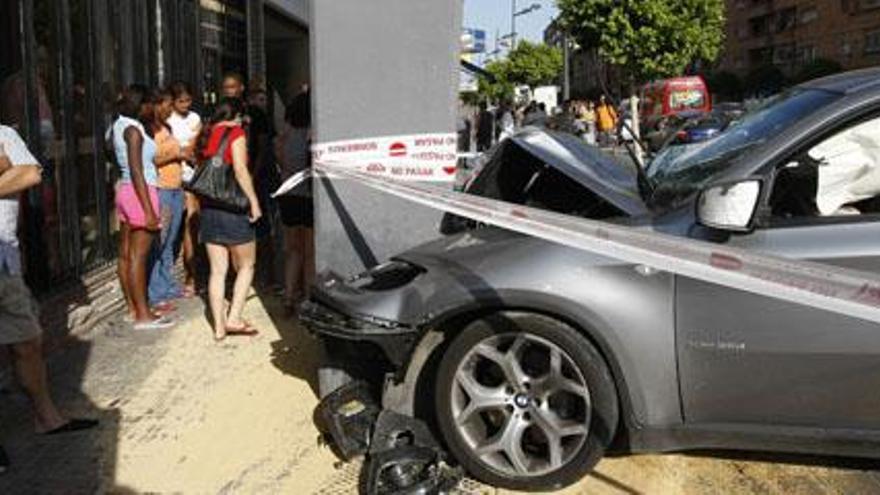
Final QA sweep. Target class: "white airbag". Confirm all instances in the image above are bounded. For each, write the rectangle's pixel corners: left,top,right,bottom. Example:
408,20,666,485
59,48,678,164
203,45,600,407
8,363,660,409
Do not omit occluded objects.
810,117,880,215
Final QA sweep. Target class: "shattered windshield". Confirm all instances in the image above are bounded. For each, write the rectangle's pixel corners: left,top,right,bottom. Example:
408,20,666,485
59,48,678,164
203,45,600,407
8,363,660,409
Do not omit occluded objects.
646,89,842,209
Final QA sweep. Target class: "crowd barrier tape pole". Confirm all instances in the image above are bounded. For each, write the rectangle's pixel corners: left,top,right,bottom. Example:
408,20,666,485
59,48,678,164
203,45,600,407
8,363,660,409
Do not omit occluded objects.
309,160,880,324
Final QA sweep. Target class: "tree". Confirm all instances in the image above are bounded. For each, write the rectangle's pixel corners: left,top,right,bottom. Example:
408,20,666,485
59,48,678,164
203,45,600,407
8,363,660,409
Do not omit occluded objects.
745,64,787,96
705,70,743,102
477,41,563,102
478,59,517,102
794,58,843,84
557,0,726,88
505,41,564,88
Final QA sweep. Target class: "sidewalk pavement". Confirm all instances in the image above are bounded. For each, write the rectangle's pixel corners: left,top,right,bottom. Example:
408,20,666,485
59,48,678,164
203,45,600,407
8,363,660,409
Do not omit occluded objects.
1,287,878,493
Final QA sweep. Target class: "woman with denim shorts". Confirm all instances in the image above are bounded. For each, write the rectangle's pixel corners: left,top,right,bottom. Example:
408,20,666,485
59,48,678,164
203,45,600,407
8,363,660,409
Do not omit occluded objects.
196,97,262,341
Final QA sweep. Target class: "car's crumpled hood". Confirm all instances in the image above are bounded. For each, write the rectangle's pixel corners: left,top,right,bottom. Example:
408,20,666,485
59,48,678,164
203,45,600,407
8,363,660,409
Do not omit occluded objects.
509,129,648,216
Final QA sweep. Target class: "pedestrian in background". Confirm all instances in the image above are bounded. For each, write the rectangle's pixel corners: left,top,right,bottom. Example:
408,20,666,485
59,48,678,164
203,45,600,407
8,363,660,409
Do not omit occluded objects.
0,124,98,473
275,89,314,313
596,95,618,146
197,97,262,341
147,89,191,308
220,73,279,291
475,102,495,152
111,85,174,330
167,82,202,298
522,101,548,127
497,101,516,141
246,85,280,292
581,100,597,145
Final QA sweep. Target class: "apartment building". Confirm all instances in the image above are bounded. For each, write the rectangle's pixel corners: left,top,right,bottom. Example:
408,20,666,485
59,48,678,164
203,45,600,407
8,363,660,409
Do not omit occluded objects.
719,0,880,77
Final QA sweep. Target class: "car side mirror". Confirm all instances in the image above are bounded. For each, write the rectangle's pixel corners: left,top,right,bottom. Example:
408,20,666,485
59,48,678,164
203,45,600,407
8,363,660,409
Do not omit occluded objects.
697,179,761,232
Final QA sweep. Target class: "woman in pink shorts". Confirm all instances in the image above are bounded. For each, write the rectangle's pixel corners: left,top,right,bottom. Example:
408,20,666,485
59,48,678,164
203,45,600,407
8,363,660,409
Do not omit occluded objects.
110,85,174,330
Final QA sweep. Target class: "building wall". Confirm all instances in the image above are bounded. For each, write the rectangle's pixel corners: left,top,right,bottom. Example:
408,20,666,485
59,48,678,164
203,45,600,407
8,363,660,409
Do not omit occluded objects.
310,0,464,275
720,0,880,77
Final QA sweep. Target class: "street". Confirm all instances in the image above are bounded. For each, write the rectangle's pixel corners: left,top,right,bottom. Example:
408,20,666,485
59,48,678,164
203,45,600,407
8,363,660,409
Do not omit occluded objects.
1,291,878,494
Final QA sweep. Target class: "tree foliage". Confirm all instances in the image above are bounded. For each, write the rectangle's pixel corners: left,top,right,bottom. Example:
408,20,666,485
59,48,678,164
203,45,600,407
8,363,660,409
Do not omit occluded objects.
557,0,725,86
705,70,743,101
745,64,787,96
478,41,563,102
794,58,843,84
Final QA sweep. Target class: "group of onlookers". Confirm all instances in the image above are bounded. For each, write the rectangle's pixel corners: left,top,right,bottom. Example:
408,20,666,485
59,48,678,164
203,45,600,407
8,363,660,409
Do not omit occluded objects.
109,73,314,340
566,95,619,146
468,94,623,152
0,71,315,472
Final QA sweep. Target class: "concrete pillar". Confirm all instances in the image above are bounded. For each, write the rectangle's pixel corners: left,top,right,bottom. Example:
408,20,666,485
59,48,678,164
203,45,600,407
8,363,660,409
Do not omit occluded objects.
310,1,464,275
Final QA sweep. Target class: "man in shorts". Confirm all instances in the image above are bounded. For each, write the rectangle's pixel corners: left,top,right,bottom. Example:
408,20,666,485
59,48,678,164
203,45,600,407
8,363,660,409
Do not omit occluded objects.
0,124,97,473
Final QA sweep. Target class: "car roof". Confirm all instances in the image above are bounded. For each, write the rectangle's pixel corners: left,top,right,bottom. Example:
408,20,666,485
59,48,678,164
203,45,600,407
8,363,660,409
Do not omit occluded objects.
798,67,880,95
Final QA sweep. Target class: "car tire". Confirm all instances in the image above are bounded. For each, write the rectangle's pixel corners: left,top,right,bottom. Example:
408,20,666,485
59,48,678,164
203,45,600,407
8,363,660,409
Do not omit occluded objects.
434,312,618,491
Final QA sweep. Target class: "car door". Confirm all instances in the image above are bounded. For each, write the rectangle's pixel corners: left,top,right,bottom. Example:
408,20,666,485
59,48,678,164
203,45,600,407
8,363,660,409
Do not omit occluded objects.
677,220,880,430
676,113,880,431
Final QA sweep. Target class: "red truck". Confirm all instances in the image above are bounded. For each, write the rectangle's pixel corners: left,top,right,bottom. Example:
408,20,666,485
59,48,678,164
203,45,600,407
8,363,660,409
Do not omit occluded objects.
639,76,712,130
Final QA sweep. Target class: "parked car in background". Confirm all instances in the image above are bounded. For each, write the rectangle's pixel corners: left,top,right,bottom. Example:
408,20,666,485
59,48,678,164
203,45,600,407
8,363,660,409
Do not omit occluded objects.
642,109,703,152
304,69,880,491
670,111,732,145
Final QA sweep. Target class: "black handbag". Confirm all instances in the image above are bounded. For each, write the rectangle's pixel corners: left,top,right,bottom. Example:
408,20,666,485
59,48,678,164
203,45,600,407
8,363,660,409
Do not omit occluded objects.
186,127,250,212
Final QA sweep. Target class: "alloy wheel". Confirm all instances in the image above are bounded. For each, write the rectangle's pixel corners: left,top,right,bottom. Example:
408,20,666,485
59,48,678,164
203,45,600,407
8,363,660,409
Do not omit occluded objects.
449,332,592,477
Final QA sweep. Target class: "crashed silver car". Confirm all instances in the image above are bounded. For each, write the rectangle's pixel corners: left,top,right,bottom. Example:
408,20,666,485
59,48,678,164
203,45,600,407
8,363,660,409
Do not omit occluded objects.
302,69,880,491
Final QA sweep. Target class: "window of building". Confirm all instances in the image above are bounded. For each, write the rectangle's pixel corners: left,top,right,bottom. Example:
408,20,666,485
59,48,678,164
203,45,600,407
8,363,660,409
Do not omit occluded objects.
865,30,880,54
797,45,817,62
842,40,853,55
749,46,774,66
800,6,818,24
749,15,772,36
777,7,797,32
774,43,796,64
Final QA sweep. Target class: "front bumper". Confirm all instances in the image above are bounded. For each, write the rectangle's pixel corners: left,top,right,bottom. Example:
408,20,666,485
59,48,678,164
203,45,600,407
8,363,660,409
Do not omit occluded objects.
299,298,420,368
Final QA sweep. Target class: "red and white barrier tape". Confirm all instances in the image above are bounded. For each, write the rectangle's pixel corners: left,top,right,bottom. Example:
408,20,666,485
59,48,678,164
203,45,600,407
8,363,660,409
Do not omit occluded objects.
313,162,880,324
312,133,458,182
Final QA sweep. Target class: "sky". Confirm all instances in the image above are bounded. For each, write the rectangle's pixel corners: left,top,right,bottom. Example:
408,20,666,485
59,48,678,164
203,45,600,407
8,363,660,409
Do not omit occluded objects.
463,0,558,61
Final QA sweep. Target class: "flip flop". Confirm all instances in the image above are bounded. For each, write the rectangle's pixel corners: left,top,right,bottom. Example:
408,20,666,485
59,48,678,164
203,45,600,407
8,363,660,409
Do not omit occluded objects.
225,321,259,337
153,301,177,313
43,418,99,435
133,316,176,331
181,287,197,298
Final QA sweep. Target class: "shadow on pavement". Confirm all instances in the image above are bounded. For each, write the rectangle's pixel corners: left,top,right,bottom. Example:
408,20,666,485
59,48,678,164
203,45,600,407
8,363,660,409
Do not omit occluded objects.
683,449,880,471
259,290,322,398
0,322,122,492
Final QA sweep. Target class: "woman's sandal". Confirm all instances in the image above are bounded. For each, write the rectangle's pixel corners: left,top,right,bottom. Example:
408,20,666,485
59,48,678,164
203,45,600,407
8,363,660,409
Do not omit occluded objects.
152,301,177,314
181,286,197,298
225,320,259,337
133,316,176,331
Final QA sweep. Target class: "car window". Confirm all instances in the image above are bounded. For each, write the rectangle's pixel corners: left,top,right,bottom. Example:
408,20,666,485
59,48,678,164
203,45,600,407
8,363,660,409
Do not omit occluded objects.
647,89,842,210
769,114,880,221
